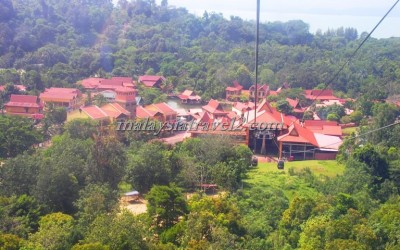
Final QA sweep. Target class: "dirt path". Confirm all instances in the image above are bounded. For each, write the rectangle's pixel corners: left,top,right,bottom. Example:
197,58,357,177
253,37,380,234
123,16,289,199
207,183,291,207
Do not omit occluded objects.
120,198,147,215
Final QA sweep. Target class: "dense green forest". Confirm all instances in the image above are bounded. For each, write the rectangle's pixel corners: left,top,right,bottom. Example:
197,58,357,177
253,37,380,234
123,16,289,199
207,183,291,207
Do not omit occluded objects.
1,0,400,249
0,0,400,101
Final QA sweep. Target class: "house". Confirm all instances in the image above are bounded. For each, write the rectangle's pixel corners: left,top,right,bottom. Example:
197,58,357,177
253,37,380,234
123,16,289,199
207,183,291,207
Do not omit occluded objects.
143,102,177,123
80,103,130,122
177,89,202,104
190,110,248,144
4,94,43,118
249,84,270,101
202,99,228,119
277,122,342,160
80,77,136,92
242,99,342,160
304,89,339,101
39,88,82,110
138,75,166,88
225,81,243,101
136,106,163,121
286,98,305,116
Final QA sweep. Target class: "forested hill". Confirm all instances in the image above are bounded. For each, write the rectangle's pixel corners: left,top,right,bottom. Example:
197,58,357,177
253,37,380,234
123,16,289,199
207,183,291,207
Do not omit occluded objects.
1,0,400,100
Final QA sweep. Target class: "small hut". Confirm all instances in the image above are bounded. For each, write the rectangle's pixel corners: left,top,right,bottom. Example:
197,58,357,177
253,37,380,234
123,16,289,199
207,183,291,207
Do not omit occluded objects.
123,190,140,203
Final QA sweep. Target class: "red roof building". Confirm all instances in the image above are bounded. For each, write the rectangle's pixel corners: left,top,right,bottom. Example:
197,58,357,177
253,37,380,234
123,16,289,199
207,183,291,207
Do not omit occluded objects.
138,75,166,88
4,94,43,118
136,106,162,121
202,99,228,119
177,89,202,104
286,97,306,115
80,77,136,92
241,99,342,160
81,103,130,122
39,88,82,110
249,84,270,101
304,89,339,101
143,102,177,123
226,81,244,101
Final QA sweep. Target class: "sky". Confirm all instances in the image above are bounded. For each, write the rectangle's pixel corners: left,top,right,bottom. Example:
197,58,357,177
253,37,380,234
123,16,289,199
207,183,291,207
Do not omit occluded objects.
156,0,400,38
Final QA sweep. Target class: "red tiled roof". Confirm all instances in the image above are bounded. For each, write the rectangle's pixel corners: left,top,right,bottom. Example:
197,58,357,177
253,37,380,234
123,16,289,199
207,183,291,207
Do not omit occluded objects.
138,75,165,87
233,101,255,112
80,78,104,88
81,106,108,120
198,111,212,123
202,99,226,115
303,120,338,126
303,120,342,137
136,106,160,119
178,89,201,101
101,103,130,117
145,102,176,116
40,88,80,102
278,123,319,146
286,98,299,108
233,81,243,90
5,95,41,108
304,89,339,100
80,77,135,90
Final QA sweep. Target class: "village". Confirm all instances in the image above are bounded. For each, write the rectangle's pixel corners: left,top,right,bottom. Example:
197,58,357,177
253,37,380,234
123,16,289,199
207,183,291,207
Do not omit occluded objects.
1,75,353,161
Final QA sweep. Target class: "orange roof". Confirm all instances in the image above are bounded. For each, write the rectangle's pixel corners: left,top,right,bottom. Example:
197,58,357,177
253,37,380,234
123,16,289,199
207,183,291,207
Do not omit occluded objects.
80,77,135,90
304,89,339,100
286,98,299,108
303,120,342,137
80,77,105,88
233,101,255,112
40,88,80,102
178,89,201,101
278,123,319,146
145,102,176,116
202,99,227,115
304,120,338,126
101,103,130,117
136,106,159,119
243,99,293,128
81,106,109,120
138,75,165,87
233,81,243,90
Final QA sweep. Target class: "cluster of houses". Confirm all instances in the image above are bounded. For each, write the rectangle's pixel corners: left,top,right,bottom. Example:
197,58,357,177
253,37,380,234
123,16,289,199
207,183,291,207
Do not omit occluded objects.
1,76,350,160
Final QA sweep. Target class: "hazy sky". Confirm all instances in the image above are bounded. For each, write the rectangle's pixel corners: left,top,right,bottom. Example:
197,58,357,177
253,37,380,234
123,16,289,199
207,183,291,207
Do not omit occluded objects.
156,0,400,38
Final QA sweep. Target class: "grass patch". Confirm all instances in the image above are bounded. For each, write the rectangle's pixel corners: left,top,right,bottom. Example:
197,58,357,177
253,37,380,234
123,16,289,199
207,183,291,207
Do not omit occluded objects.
342,126,358,136
258,160,345,178
244,160,344,201
67,109,89,122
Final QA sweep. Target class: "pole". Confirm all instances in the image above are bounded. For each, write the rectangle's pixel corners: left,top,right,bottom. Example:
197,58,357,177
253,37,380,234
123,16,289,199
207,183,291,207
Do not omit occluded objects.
253,0,260,153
